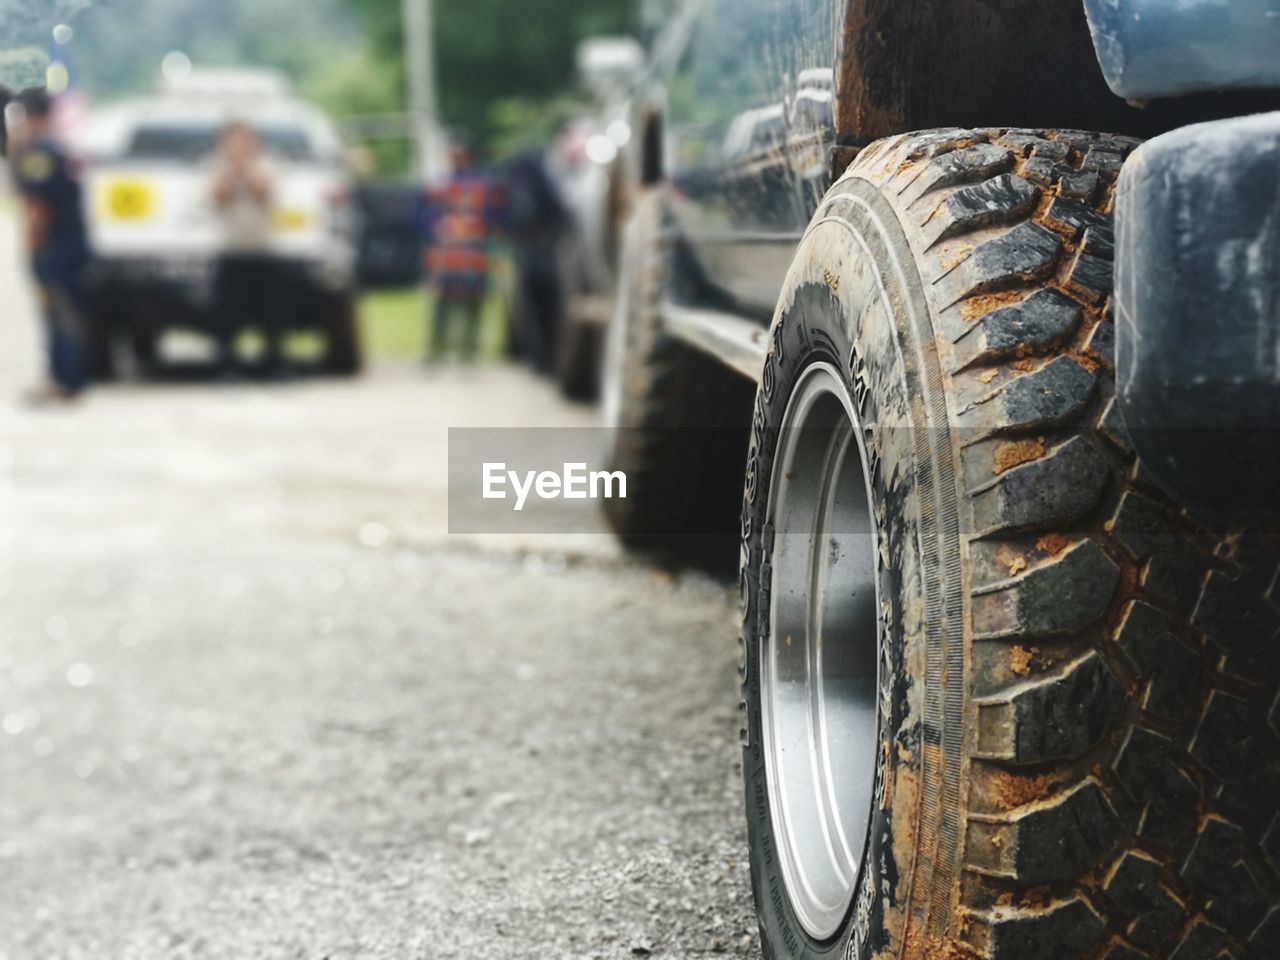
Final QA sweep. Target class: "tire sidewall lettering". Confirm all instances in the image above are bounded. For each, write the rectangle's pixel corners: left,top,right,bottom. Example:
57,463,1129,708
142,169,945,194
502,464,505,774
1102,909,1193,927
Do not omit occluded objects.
744,256,924,959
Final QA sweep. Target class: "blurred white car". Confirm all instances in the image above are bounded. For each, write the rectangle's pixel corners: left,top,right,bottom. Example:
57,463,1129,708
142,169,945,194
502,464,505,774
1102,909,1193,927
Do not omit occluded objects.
82,69,361,374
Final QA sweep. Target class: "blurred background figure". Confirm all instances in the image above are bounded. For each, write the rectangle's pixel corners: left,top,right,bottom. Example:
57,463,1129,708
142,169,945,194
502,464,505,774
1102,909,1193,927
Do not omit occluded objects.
0,84,13,157
420,140,506,364
7,86,91,404
210,120,285,377
505,144,570,374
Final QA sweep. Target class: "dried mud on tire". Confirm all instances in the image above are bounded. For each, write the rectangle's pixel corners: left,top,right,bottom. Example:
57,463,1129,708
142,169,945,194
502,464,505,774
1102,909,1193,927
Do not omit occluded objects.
740,128,1280,960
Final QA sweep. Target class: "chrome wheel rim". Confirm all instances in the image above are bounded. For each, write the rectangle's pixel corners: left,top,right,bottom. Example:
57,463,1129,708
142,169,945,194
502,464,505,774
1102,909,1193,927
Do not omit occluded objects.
762,361,881,941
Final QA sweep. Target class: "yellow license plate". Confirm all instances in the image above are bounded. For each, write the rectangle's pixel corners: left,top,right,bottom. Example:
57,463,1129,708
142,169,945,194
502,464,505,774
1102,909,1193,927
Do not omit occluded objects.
103,179,155,221
272,208,312,232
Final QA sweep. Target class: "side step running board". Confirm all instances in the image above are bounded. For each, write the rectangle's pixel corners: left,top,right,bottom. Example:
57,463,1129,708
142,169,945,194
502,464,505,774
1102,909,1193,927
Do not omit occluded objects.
659,302,769,383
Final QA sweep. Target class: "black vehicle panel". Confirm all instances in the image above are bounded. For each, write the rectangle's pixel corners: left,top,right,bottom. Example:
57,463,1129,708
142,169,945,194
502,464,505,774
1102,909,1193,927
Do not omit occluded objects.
661,0,841,316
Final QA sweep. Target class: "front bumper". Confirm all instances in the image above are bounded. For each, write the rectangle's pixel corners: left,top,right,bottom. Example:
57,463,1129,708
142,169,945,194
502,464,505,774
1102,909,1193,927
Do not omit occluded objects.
92,255,217,307
1114,111,1280,516
91,252,356,337
93,252,352,300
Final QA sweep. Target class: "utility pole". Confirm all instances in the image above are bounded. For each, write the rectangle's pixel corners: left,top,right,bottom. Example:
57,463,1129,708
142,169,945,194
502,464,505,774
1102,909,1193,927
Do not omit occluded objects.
401,0,441,180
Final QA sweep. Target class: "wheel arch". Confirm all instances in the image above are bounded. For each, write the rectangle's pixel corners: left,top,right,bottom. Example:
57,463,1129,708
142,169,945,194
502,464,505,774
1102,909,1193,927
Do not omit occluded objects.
832,0,1280,147
638,108,663,187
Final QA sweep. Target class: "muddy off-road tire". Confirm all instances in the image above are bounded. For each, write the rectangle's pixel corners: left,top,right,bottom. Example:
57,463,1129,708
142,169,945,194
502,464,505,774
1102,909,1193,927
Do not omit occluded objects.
601,190,754,563
740,129,1280,960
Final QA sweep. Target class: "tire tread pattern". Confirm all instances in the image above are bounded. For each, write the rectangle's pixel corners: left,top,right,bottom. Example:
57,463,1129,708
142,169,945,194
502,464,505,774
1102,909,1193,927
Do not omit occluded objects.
845,129,1280,960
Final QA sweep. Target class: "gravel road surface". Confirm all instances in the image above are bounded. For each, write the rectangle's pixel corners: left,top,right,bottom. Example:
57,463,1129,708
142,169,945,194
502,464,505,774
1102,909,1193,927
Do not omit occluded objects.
0,212,758,959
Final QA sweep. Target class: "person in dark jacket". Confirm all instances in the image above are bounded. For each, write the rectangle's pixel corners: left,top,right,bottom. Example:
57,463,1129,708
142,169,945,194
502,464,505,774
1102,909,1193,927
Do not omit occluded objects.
504,147,571,372
8,87,91,403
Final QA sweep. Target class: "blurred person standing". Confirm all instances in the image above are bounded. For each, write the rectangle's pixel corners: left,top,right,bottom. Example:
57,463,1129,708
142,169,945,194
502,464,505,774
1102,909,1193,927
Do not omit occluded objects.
421,142,506,364
0,85,13,158
211,122,286,377
7,87,91,404
505,145,571,373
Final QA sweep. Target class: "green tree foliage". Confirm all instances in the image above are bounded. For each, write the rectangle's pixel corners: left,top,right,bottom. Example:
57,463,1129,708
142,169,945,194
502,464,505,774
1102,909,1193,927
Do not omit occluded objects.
67,0,412,168
0,0,93,88
345,0,636,154
8,0,637,166
69,0,361,100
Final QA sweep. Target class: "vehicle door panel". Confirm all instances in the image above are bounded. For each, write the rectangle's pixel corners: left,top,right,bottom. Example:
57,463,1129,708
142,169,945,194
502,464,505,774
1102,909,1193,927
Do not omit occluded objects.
664,0,841,316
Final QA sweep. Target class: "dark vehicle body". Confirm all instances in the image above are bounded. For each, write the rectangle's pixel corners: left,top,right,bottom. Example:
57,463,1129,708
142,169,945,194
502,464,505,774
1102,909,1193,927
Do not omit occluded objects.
606,3,1280,959
643,0,1277,322
353,181,426,289
619,0,1280,509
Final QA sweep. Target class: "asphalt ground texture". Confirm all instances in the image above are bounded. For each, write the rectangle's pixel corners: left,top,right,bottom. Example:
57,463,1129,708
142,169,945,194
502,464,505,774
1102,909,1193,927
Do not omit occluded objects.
0,212,759,959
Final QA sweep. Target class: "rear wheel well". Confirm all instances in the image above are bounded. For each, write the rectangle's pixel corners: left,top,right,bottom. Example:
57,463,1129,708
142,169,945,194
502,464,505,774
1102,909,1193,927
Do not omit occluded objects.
833,0,1280,143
